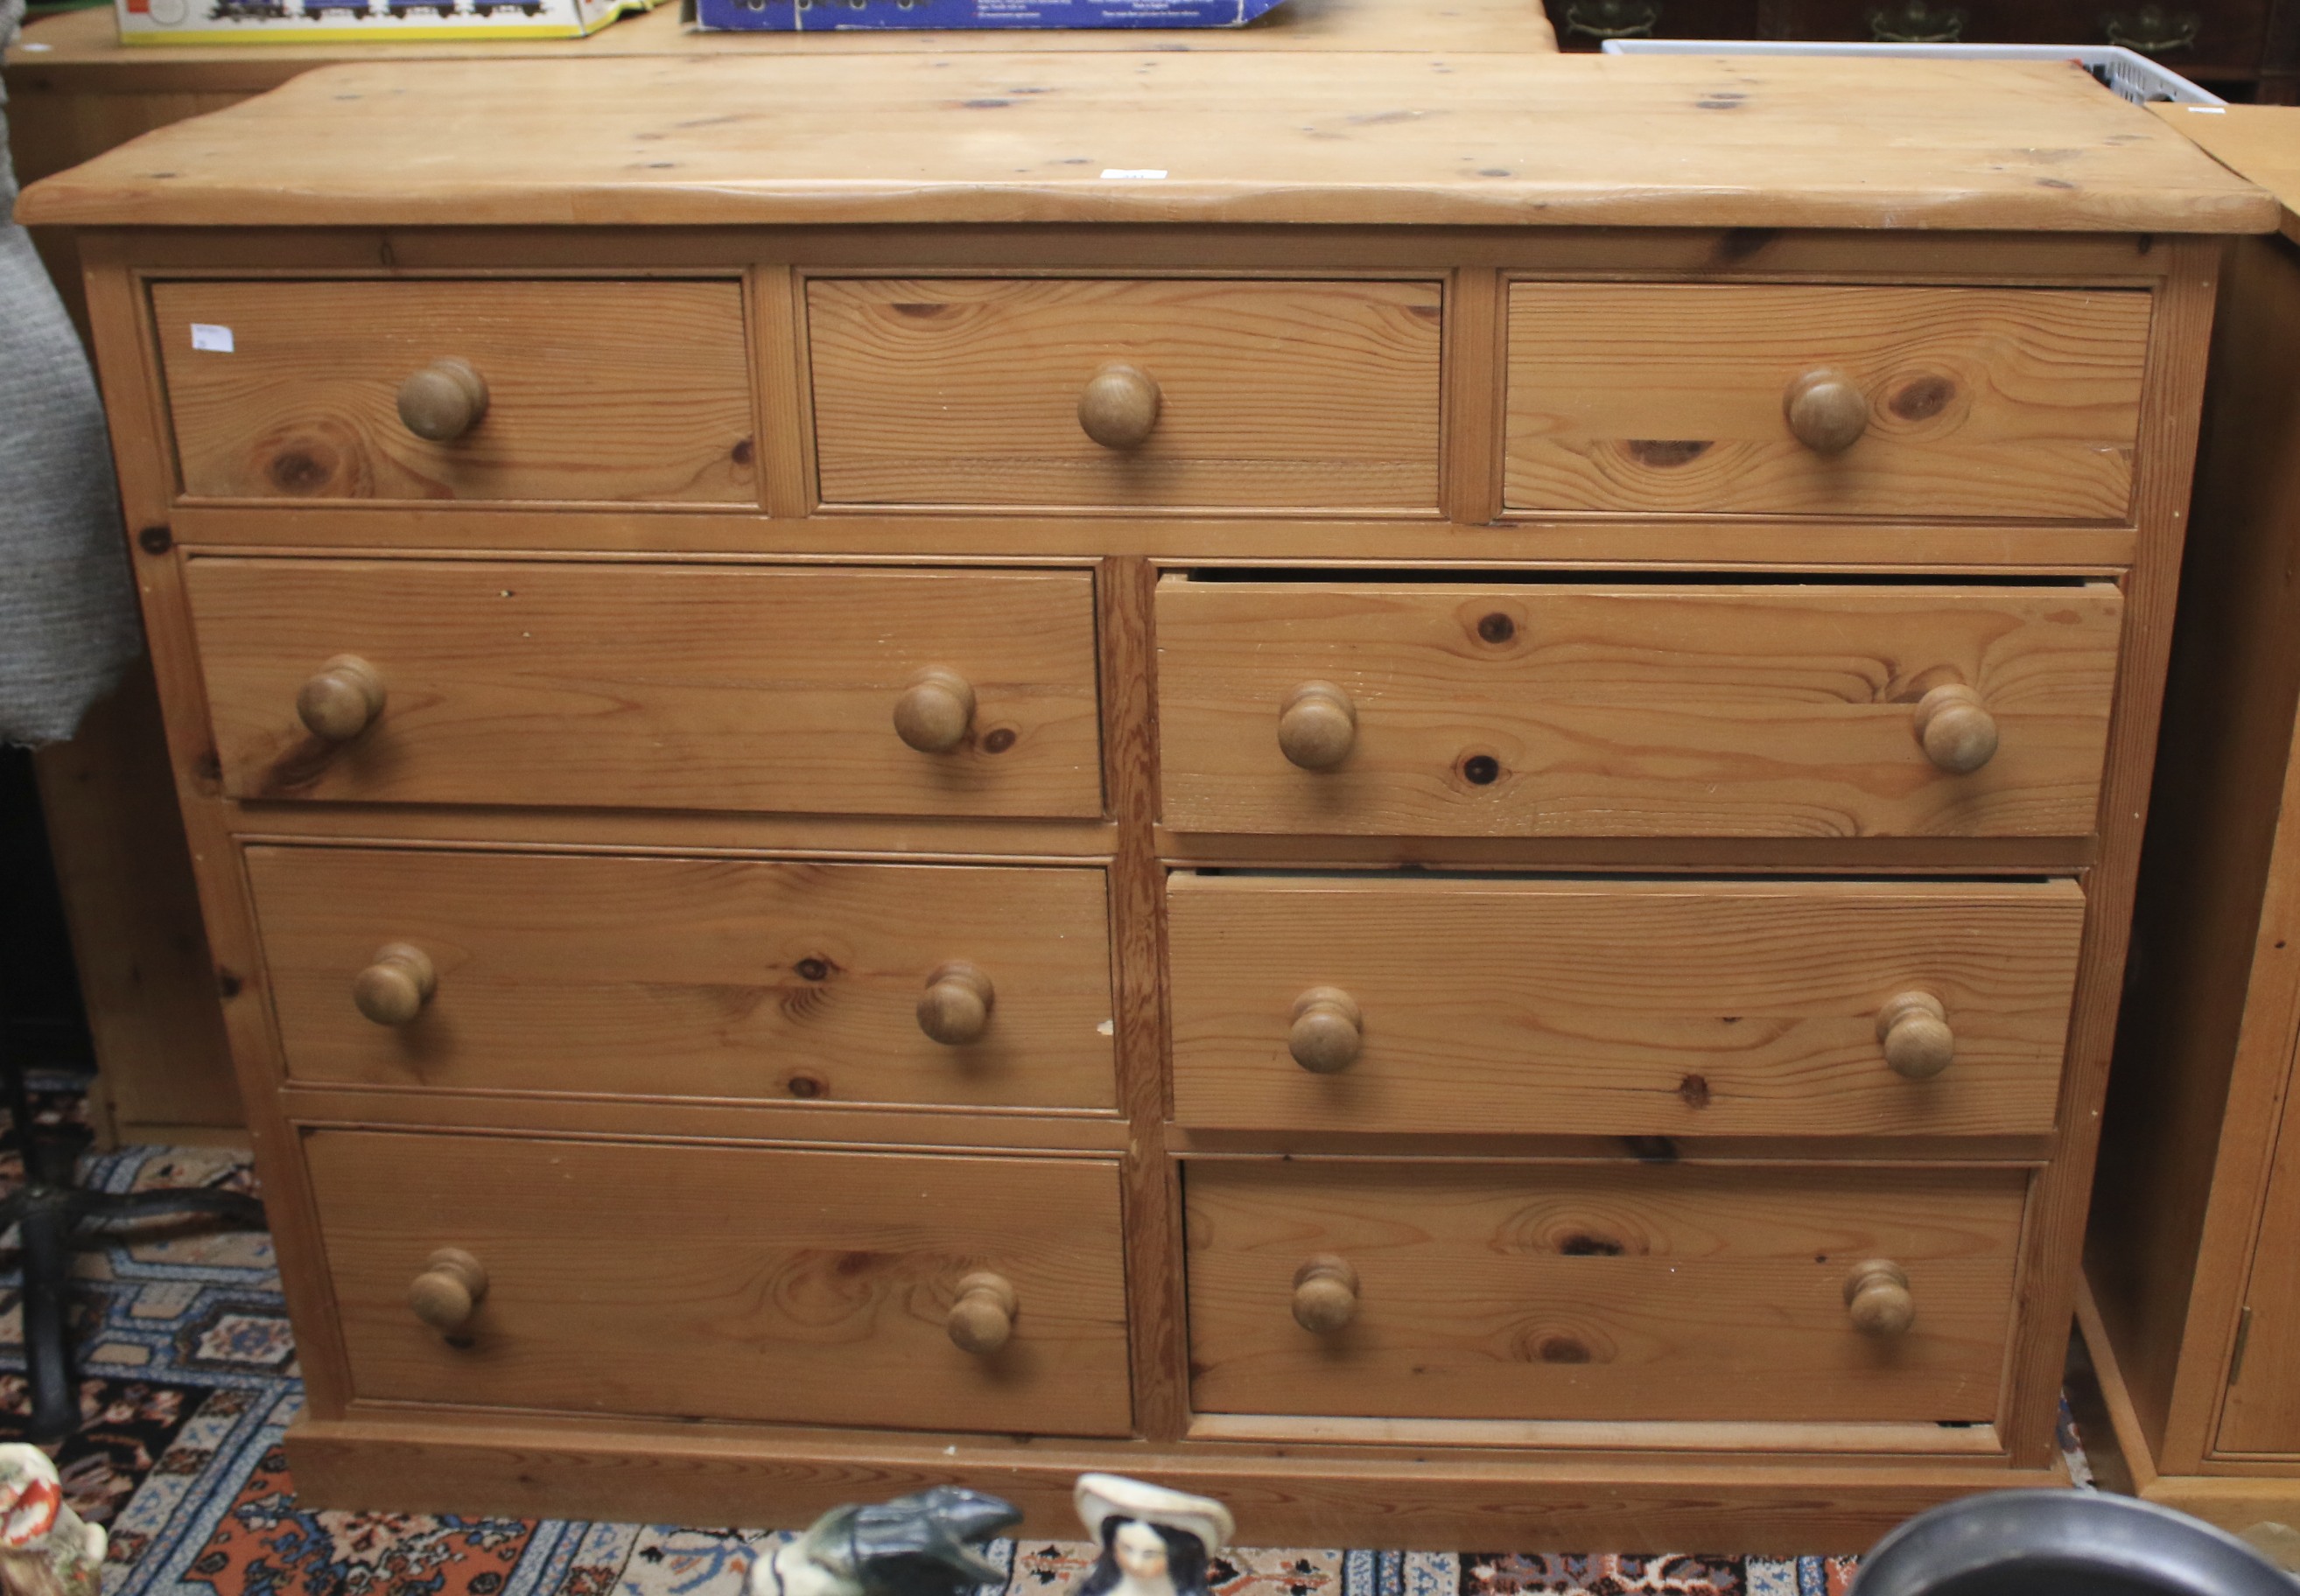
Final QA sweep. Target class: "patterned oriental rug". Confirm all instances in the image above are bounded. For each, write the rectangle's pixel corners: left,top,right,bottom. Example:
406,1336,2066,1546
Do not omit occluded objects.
0,1075,2091,1596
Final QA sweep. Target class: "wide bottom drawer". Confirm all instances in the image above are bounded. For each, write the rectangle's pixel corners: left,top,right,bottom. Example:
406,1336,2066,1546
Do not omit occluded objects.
1185,1159,2023,1425
309,1130,1132,1436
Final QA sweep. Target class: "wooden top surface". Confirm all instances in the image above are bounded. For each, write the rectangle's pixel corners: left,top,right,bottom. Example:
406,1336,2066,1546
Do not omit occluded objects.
18,52,2276,232
2151,102,2300,243
1,0,1553,93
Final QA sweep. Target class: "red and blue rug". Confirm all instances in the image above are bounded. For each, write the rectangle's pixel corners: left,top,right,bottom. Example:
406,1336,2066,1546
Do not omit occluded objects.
6,1076,2090,1596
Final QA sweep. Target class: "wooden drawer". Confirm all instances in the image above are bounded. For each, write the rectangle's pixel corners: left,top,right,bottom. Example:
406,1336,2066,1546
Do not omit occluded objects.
186,559,1103,817
1503,284,2151,521
152,280,755,505
1184,1159,2024,1424
1168,873,2083,1137
308,1130,1132,1434
249,846,1115,1110
1155,577,2121,838
806,277,1443,511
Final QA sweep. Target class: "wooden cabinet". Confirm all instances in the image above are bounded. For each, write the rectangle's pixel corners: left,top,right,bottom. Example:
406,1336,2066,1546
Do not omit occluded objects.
2078,105,2300,1540
18,49,2265,1550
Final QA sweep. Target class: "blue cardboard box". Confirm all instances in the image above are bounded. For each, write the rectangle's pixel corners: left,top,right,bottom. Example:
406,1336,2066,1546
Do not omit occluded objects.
690,0,1284,32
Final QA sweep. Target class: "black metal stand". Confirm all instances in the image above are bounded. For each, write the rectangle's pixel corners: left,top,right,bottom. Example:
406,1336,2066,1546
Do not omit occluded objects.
0,1017,265,1444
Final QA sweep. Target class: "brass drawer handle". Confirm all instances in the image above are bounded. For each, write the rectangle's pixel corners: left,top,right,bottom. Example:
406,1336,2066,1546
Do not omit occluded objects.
1784,368,1869,455
410,1247,488,1335
918,961,994,1046
1290,987,1364,1074
894,668,977,754
1915,683,1999,774
1844,1259,1916,1336
948,1270,1018,1354
1293,1255,1360,1333
397,357,489,443
354,942,436,1027
1869,0,1964,39
1078,362,1161,451
1878,991,1954,1081
297,654,385,743
2103,4,2199,52
1562,0,1658,38
1279,681,1357,771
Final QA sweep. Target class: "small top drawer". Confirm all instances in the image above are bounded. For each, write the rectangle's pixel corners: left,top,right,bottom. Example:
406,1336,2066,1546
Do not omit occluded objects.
1503,283,2150,521
806,277,1443,511
187,558,1104,818
152,279,756,505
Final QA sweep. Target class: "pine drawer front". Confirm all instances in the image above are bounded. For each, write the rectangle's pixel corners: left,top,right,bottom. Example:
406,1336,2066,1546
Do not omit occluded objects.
309,1130,1132,1434
1155,578,2121,838
249,846,1116,1110
1168,874,2084,1137
152,280,756,506
187,559,1104,817
806,277,1443,511
1502,283,2151,521
1184,1159,2025,1425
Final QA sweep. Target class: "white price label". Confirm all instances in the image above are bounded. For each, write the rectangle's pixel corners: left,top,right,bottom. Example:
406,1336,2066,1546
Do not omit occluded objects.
189,323,235,353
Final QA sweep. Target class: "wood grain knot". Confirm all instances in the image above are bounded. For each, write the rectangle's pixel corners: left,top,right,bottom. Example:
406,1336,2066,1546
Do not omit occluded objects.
1890,375,1956,422
1475,612,1517,645
1535,1334,1594,1363
1461,754,1502,786
980,727,1019,754
1557,1232,1626,1256
1624,439,1713,468
265,443,343,494
796,957,832,983
1678,1074,1711,1109
731,438,754,465
786,1072,827,1099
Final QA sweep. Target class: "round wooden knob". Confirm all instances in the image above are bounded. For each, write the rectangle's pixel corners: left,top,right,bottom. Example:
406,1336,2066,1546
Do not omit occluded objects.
1279,681,1357,771
947,1270,1017,1354
354,942,436,1027
1915,683,2000,774
397,357,489,443
1077,363,1161,451
1289,987,1364,1074
917,961,993,1046
893,668,976,754
1878,991,1954,1081
1783,368,1869,455
296,654,386,742
409,1247,487,1334
1293,1255,1360,1334
1844,1259,1916,1336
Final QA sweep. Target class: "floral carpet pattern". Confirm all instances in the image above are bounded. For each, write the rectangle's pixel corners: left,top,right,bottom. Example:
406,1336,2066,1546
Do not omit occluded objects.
3,1071,2100,1596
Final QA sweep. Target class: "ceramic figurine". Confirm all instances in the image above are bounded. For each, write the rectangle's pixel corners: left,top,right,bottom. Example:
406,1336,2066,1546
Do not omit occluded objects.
748,1487,1020,1596
0,1446,104,1596
1073,1474,1235,1596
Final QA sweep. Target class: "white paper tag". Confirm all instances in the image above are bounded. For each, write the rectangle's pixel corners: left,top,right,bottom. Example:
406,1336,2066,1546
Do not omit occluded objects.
1100,168,1168,180
2188,104,2229,113
189,323,235,353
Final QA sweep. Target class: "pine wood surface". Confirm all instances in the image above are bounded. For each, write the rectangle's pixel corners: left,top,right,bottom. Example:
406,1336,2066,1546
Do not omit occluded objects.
185,559,1104,816
2152,103,2300,245
245,845,1117,1110
151,279,757,506
806,277,1442,512
1155,578,2123,839
306,1129,1133,1434
1166,874,2085,1138
1182,1159,2027,1424
13,56,2276,233
1502,284,2151,522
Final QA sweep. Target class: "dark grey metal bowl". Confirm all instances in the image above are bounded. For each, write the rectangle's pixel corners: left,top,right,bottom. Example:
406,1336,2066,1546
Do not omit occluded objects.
1851,1491,2298,1596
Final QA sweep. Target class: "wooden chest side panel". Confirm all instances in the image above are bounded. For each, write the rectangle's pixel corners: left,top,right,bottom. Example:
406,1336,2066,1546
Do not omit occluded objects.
308,1130,1134,1435
1184,1159,2027,1424
1168,874,2086,1137
249,846,1117,1110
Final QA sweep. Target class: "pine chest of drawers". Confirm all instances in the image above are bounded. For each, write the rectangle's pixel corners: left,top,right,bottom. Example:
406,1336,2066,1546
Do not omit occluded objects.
18,47,2274,1551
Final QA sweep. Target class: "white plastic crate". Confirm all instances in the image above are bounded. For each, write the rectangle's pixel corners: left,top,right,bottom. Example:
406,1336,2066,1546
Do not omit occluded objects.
1600,38,2223,107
